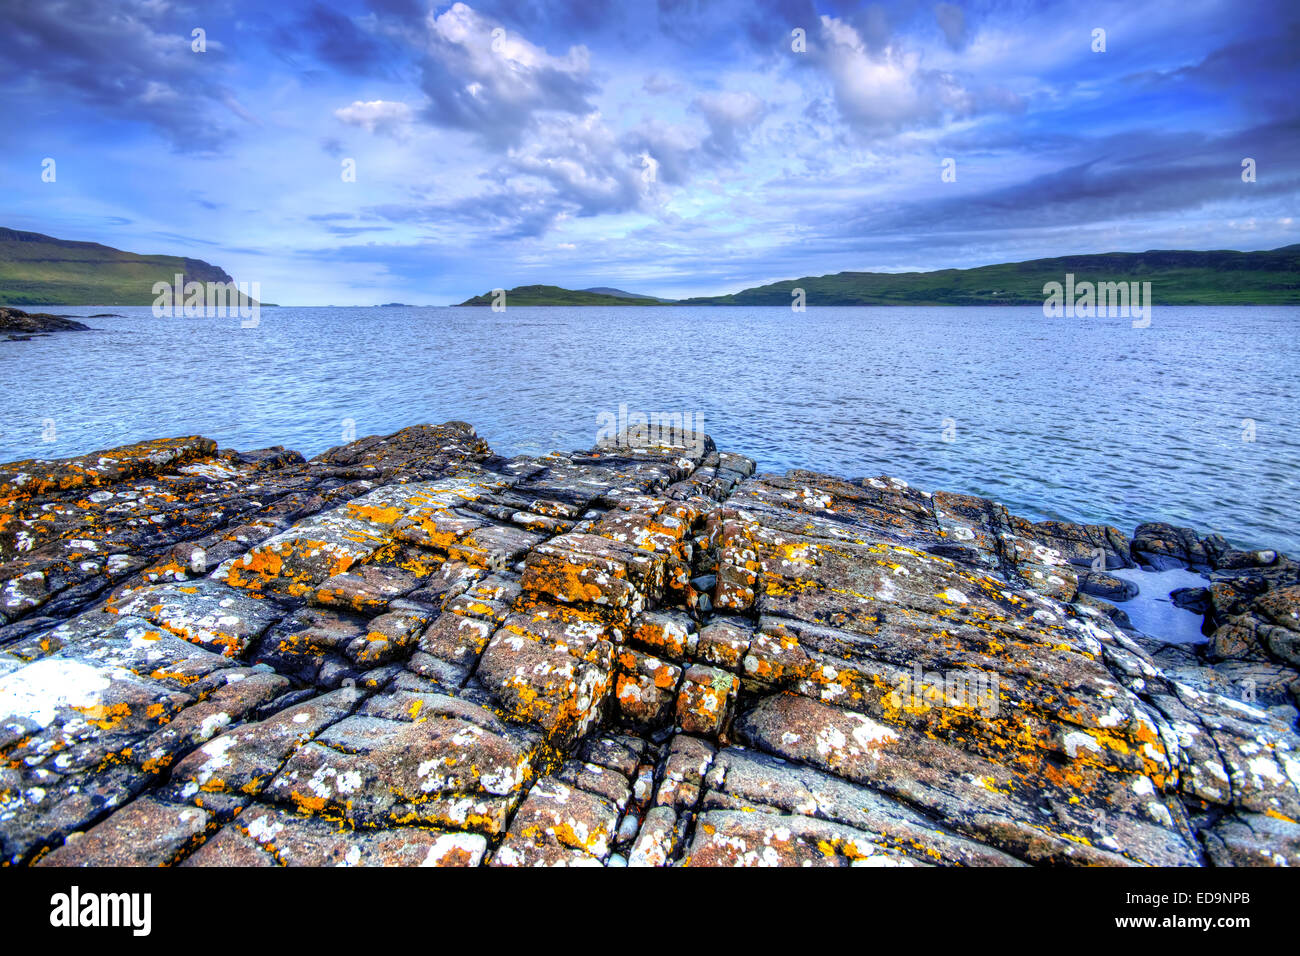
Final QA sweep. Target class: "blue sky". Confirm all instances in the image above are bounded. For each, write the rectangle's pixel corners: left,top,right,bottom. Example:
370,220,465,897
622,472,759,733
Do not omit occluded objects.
3,0,1297,304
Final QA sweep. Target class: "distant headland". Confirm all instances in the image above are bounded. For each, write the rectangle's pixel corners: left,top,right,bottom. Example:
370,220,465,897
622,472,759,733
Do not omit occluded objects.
459,245,1300,307
2,226,1297,307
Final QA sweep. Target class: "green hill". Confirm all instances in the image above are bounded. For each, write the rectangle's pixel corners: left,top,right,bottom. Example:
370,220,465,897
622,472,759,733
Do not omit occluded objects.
9,227,1298,308
0,228,247,306
679,246,1300,306
456,284,658,306
581,286,675,302
457,247,1300,307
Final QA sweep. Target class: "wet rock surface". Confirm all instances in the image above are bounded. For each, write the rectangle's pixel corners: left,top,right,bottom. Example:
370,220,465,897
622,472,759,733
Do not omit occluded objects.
0,307,91,340
2,422,1297,866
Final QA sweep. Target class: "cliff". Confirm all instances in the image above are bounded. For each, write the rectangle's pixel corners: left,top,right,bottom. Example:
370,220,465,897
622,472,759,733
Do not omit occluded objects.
0,228,239,306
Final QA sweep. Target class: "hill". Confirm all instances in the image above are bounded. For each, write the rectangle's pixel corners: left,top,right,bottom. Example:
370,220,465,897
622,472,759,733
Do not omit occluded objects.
678,246,1300,306
0,228,247,306
456,285,656,306
581,287,674,302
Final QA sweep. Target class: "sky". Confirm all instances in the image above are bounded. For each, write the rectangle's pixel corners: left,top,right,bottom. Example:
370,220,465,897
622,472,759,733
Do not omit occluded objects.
2,0,1297,304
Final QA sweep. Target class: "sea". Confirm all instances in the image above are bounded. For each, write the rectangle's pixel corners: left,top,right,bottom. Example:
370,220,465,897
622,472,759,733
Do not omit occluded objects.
3,304,1297,561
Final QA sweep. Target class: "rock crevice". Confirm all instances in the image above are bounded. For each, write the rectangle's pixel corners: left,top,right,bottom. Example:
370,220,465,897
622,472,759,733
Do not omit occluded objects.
2,422,1297,867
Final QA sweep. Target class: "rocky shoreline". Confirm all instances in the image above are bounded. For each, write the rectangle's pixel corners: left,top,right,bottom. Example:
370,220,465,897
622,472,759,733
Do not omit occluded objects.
1,423,1296,866
0,307,91,340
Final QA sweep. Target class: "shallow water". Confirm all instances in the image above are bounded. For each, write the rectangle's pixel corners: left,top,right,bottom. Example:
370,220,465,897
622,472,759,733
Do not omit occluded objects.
1109,566,1211,644
2,304,1297,552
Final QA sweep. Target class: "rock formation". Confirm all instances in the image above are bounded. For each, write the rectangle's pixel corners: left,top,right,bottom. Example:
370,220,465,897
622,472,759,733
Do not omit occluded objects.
1,423,1296,866
0,307,91,340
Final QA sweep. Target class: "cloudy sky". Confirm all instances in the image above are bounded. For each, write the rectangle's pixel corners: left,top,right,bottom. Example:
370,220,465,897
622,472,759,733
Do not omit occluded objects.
3,0,1297,303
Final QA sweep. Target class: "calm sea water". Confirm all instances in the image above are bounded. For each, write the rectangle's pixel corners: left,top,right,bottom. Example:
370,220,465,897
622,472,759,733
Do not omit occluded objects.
2,305,1297,553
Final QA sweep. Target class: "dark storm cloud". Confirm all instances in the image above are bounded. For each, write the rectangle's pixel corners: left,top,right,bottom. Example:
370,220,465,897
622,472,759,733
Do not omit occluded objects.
280,3,393,75
934,3,967,51
0,0,242,151
652,0,829,60
1124,19,1300,116
465,0,619,34
837,118,1300,240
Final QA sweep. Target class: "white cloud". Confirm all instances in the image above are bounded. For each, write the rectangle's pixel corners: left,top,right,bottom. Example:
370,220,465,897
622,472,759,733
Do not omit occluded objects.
419,2,596,147
693,90,766,157
815,15,1016,134
334,99,413,135
501,112,645,218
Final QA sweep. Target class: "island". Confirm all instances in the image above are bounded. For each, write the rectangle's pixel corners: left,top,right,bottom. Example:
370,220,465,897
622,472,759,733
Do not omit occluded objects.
457,246,1300,307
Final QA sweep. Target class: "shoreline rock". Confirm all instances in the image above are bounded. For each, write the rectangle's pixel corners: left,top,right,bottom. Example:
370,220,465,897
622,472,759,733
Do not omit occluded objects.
0,306,91,340
1,423,1296,866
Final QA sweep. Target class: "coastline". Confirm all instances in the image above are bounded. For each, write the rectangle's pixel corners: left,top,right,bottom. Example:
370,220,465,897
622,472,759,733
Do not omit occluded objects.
3,302,1296,553
1,422,1296,866
0,306,91,341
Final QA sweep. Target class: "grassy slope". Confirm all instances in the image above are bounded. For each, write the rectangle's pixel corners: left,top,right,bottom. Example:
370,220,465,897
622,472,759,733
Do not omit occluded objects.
678,246,1300,305
0,228,243,306
582,287,674,302
456,284,653,306
10,226,1298,308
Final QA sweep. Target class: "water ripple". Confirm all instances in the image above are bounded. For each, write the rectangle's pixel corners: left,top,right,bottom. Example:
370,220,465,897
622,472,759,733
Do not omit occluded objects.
1,304,1297,551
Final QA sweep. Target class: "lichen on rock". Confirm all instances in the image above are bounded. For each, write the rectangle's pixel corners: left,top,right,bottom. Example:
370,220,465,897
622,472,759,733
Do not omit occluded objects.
1,421,1297,866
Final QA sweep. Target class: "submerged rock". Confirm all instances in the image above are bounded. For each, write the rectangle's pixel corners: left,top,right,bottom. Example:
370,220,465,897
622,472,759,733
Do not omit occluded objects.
1,422,1297,866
